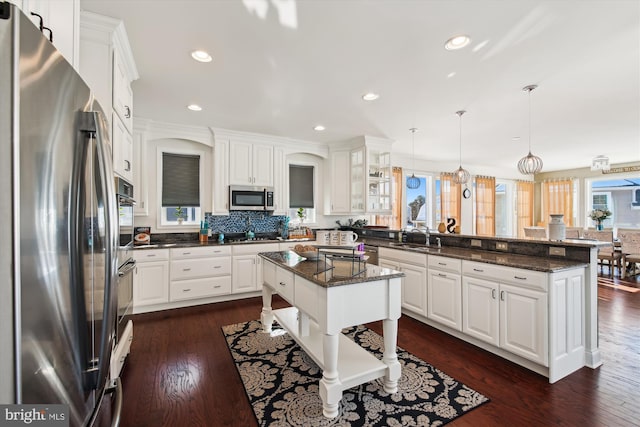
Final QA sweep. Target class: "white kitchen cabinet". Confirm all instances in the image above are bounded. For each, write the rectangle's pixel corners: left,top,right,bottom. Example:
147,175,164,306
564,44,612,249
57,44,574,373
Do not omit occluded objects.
10,0,80,69
132,249,170,310
112,113,133,182
272,147,287,215
229,141,273,187
169,246,232,302
379,247,427,316
232,243,279,293
328,150,351,214
366,147,392,212
427,255,462,331
462,261,548,366
79,11,138,180
213,138,229,214
350,147,365,212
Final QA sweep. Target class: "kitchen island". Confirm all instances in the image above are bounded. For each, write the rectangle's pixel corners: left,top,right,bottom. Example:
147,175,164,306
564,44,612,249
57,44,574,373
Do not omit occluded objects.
259,251,404,418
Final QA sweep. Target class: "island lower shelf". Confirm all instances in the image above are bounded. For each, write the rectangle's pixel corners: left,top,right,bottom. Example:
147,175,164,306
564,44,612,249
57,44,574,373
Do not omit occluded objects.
273,306,387,389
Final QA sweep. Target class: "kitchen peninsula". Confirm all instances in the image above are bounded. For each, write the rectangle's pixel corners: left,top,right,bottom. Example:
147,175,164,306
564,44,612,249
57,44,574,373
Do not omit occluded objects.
259,251,404,418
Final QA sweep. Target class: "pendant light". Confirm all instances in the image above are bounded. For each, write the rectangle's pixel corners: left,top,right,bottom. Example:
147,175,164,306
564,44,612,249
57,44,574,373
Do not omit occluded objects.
452,110,470,184
517,84,544,175
406,128,420,189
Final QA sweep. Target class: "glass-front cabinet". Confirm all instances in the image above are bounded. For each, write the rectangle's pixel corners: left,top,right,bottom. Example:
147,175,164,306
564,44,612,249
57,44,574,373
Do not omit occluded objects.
367,148,392,213
351,147,365,212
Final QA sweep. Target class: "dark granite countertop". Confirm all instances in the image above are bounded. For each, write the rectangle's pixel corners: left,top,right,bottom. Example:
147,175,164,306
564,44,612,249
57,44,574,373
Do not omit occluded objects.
259,251,405,288
361,238,589,272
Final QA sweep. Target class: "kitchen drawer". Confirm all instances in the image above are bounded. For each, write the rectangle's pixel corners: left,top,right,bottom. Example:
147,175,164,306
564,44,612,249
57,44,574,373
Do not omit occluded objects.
171,257,231,280
379,247,427,267
428,255,462,274
232,243,279,256
275,267,294,303
110,320,133,380
171,245,231,259
170,276,231,301
133,249,169,262
463,260,547,291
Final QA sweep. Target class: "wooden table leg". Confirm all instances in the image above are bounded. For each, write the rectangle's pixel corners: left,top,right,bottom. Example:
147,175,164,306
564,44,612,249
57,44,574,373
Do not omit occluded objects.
260,286,274,333
319,333,341,418
382,318,401,394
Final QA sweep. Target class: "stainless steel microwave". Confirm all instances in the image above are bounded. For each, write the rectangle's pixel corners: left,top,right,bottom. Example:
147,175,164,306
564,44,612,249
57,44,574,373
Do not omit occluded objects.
229,185,275,211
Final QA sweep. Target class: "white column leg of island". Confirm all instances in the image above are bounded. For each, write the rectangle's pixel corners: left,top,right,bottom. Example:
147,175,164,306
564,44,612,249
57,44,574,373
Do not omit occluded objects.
382,318,401,393
319,333,342,418
260,286,274,333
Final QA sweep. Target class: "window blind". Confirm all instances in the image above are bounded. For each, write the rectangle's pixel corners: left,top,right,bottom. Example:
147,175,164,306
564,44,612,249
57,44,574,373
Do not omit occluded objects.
162,152,200,207
289,165,314,208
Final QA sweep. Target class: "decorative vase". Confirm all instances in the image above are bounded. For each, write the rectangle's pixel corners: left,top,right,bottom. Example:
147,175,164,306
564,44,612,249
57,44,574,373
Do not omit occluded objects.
548,214,566,241
177,217,184,225
596,220,603,231
437,222,446,233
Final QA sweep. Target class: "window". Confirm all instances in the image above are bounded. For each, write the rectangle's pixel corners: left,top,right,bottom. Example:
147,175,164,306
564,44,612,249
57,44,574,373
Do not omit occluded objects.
633,188,640,208
437,173,461,226
542,178,575,226
158,150,203,226
592,192,613,227
475,176,495,236
405,174,431,230
289,164,316,224
516,181,534,238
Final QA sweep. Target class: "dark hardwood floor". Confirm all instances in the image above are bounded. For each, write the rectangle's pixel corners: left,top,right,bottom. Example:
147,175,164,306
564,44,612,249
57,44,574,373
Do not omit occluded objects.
119,272,640,426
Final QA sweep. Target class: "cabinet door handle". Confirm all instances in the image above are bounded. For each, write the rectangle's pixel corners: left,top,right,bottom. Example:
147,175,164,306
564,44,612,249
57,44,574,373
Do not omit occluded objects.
213,265,221,269
124,160,131,171
279,282,286,286
473,268,483,272
500,290,505,301
183,288,191,292
214,285,221,289
438,273,447,277
438,262,447,266
514,276,527,280
124,105,131,118
183,268,191,272
491,289,496,299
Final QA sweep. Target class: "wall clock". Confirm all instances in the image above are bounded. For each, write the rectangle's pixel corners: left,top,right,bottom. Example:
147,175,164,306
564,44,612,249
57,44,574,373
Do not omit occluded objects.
463,187,471,199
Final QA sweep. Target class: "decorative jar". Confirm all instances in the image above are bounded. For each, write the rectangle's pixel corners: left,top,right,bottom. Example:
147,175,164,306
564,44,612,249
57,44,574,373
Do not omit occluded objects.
548,214,566,241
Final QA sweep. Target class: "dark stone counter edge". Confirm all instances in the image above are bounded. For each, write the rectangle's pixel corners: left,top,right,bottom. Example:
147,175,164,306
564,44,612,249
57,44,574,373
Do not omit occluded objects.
259,252,405,288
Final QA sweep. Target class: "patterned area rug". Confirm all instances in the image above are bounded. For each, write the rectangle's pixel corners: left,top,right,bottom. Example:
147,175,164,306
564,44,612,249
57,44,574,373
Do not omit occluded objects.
222,320,489,426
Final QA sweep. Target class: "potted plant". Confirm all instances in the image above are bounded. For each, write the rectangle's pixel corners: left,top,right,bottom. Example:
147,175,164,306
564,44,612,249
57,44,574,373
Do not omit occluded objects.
296,207,305,223
589,208,611,230
175,206,186,224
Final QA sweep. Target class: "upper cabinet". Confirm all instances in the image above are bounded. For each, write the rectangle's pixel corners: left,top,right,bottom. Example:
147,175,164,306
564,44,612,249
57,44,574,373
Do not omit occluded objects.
229,141,274,187
9,0,80,69
327,136,393,215
79,11,139,182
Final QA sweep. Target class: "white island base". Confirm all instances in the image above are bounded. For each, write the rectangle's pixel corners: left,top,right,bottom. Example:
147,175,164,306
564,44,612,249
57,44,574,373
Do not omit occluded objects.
260,259,403,419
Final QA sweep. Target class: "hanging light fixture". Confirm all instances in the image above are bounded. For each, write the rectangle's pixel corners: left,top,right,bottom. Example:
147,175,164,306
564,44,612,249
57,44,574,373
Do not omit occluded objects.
406,128,420,189
517,84,544,175
452,110,470,184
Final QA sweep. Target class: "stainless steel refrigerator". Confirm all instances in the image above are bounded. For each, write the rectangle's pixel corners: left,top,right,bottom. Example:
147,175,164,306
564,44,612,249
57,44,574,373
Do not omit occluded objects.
0,2,122,426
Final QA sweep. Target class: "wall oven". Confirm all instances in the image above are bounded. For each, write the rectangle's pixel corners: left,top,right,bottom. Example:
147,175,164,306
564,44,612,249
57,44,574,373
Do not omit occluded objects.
115,177,135,344
229,185,275,211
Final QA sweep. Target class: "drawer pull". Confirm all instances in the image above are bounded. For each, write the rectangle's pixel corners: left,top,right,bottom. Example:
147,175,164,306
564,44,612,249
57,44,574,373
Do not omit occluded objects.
438,262,447,266
438,273,446,277
214,250,221,253
514,276,527,280
146,254,156,257
214,285,221,289
184,288,191,292
492,289,496,299
183,268,191,271
473,268,483,272
279,282,286,286
213,266,221,269
182,252,191,255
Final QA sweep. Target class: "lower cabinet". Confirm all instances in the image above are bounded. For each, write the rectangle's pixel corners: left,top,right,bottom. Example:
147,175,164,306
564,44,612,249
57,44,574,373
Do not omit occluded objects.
379,248,427,316
427,255,462,331
170,246,232,302
462,261,548,366
133,249,170,309
232,243,279,293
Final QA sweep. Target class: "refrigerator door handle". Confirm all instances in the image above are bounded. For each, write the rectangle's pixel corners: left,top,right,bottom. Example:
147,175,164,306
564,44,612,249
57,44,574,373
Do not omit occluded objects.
110,377,123,427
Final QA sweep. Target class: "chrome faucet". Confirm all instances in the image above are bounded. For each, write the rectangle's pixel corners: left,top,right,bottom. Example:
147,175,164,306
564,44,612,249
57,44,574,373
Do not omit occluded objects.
435,237,441,248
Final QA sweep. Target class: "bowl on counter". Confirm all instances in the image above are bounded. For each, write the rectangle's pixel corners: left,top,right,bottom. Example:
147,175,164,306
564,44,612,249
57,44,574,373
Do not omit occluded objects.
292,244,320,260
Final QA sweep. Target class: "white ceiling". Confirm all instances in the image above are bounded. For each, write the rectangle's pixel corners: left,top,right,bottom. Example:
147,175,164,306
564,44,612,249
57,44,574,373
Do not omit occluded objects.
80,0,640,174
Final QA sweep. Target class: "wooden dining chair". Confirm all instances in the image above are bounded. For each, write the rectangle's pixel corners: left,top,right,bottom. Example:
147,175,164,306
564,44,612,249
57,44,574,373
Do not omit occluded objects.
523,227,547,239
582,230,621,277
617,228,640,279
565,227,582,239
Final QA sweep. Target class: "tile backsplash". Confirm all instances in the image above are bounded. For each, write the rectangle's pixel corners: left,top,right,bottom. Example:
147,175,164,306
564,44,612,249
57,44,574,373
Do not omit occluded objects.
205,211,288,234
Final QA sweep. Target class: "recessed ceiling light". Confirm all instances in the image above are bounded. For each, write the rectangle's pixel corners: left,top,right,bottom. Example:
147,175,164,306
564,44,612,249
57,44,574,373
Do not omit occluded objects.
314,125,325,131
191,50,212,62
444,35,471,50
447,71,457,78
362,92,380,101
187,104,202,111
